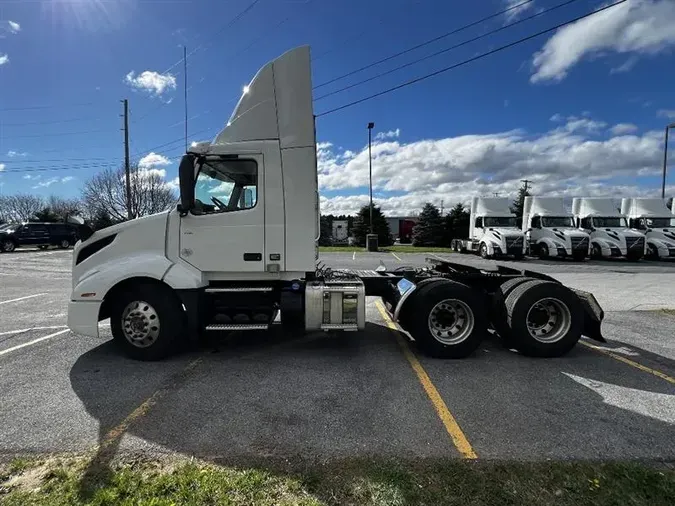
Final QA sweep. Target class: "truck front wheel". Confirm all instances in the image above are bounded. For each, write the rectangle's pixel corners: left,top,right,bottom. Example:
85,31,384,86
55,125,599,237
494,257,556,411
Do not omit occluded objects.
538,243,549,259
408,280,486,358
504,280,583,357
479,243,490,259
110,282,186,361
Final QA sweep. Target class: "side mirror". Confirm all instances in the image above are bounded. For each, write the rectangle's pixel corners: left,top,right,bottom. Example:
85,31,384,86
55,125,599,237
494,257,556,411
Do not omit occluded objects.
177,154,197,215
66,215,85,226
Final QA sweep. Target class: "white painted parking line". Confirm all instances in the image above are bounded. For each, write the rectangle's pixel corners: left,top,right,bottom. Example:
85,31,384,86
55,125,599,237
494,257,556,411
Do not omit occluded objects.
0,325,68,337
0,293,46,305
391,252,402,262
0,328,70,357
352,251,356,260
430,253,448,262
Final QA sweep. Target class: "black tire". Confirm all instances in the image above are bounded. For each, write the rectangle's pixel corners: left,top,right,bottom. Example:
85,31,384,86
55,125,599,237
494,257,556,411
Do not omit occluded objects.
406,280,486,359
503,280,583,357
538,243,549,260
572,251,586,262
591,243,602,259
479,243,489,259
110,282,186,361
1,239,16,253
646,243,658,260
59,239,70,249
491,277,536,347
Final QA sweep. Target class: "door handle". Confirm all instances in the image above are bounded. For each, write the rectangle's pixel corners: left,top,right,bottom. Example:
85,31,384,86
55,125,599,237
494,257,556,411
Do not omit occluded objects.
243,253,262,261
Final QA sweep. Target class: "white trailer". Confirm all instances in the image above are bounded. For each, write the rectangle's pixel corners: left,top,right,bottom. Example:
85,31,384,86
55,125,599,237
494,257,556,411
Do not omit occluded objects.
450,197,526,260
572,198,646,260
621,198,675,259
66,47,606,361
523,197,590,261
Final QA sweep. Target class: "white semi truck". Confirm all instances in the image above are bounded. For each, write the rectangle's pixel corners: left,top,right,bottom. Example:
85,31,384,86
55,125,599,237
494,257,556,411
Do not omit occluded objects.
523,197,590,261
621,198,675,259
66,46,605,361
450,197,526,260
572,197,645,261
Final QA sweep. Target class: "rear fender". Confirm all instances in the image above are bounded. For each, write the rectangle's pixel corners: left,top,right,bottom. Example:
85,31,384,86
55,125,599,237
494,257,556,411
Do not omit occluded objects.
572,288,606,342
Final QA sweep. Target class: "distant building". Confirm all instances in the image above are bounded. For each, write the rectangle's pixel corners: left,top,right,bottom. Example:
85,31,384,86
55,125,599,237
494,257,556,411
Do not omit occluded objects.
386,216,418,243
332,219,349,243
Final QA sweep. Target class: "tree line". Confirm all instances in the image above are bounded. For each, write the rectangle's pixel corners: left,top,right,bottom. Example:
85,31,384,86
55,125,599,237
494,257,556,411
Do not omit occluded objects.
0,163,176,230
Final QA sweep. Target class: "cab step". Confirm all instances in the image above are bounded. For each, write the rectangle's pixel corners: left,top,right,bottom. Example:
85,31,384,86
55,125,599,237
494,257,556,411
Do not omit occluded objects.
205,286,274,293
205,323,271,331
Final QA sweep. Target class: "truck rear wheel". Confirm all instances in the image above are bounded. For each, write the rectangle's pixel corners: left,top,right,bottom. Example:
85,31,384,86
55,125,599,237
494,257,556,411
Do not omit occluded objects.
407,280,486,358
110,282,186,361
504,280,583,357
491,277,536,347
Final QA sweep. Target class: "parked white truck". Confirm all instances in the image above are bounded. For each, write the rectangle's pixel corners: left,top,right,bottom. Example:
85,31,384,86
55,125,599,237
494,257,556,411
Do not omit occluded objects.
572,197,645,261
621,198,675,259
450,197,526,260
66,46,606,361
523,197,590,261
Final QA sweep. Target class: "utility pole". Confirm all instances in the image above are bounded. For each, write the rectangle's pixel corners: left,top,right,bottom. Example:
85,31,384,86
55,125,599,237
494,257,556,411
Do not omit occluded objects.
662,123,675,199
184,46,188,153
122,99,132,220
367,122,374,234
520,179,531,194
440,199,444,216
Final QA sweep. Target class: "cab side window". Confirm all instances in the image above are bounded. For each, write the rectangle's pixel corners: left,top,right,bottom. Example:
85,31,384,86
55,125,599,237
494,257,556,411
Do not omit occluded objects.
474,217,482,229
194,159,258,215
531,216,541,228
580,218,592,229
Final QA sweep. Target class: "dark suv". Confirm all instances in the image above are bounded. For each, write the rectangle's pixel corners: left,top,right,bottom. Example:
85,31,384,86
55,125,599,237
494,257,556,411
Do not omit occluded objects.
0,222,79,253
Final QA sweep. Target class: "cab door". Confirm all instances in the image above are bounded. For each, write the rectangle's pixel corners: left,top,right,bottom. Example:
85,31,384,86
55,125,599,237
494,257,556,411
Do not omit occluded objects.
179,154,265,273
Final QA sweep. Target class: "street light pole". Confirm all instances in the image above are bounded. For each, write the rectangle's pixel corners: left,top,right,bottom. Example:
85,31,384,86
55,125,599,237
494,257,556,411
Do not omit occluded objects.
662,123,675,199
368,122,375,235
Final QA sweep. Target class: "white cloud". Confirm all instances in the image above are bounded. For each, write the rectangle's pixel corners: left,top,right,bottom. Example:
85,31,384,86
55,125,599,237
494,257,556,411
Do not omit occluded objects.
138,152,172,168
317,114,666,216
610,123,638,135
549,113,564,122
61,176,74,183
33,177,61,188
166,177,180,191
375,129,401,141
125,70,176,95
657,109,675,120
531,0,675,83
23,174,40,180
0,163,4,172
0,54,8,66
7,150,28,158
504,0,535,22
8,21,20,33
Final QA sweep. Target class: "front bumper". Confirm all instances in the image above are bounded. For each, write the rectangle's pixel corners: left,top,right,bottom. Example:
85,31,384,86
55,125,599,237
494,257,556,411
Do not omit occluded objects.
68,300,102,338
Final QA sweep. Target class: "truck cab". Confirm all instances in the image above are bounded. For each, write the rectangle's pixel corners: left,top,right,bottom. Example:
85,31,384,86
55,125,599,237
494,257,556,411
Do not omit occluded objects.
572,198,645,260
523,197,589,261
621,198,675,260
468,197,526,259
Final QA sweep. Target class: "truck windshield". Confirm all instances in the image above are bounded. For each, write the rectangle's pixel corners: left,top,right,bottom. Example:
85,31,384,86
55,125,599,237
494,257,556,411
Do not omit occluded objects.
483,217,516,228
0,223,20,232
645,217,675,228
541,217,574,228
593,217,627,228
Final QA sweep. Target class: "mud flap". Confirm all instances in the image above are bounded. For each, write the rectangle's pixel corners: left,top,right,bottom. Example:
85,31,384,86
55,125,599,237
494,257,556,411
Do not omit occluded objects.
572,288,606,343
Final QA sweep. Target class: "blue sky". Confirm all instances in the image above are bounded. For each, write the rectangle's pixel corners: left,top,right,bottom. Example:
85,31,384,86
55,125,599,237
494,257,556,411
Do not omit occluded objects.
1,0,674,215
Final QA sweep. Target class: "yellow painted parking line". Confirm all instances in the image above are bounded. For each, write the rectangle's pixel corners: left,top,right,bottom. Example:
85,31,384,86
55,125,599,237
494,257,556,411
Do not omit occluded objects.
375,299,478,459
100,358,203,449
580,341,675,385
391,252,402,261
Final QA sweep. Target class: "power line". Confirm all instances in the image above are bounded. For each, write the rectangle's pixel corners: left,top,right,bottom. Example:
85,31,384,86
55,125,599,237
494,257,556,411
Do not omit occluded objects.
316,0,627,118
0,157,111,164
313,0,535,89
1,128,112,140
315,0,581,101
1,116,104,127
2,161,119,174
0,102,96,112
132,126,220,158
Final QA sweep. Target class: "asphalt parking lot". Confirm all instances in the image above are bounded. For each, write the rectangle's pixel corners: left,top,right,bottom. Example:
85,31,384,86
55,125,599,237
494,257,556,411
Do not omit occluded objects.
0,249,674,465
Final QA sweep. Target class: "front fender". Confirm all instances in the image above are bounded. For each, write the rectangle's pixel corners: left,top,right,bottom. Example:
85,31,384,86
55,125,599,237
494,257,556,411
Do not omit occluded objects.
71,252,173,302
538,237,566,256
648,238,674,258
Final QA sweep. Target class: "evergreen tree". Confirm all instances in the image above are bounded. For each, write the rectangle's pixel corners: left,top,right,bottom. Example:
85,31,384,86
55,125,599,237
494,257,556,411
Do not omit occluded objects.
32,207,60,222
352,205,392,246
412,203,444,247
510,182,531,228
91,209,116,231
319,215,333,246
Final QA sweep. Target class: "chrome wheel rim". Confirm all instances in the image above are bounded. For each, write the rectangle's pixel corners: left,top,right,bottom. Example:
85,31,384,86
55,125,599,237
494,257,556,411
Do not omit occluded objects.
428,299,475,345
525,297,571,343
121,300,160,348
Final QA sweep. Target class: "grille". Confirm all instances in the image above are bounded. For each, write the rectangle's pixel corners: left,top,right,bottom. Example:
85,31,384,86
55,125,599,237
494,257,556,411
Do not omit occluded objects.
625,236,644,250
571,236,588,250
506,236,523,248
